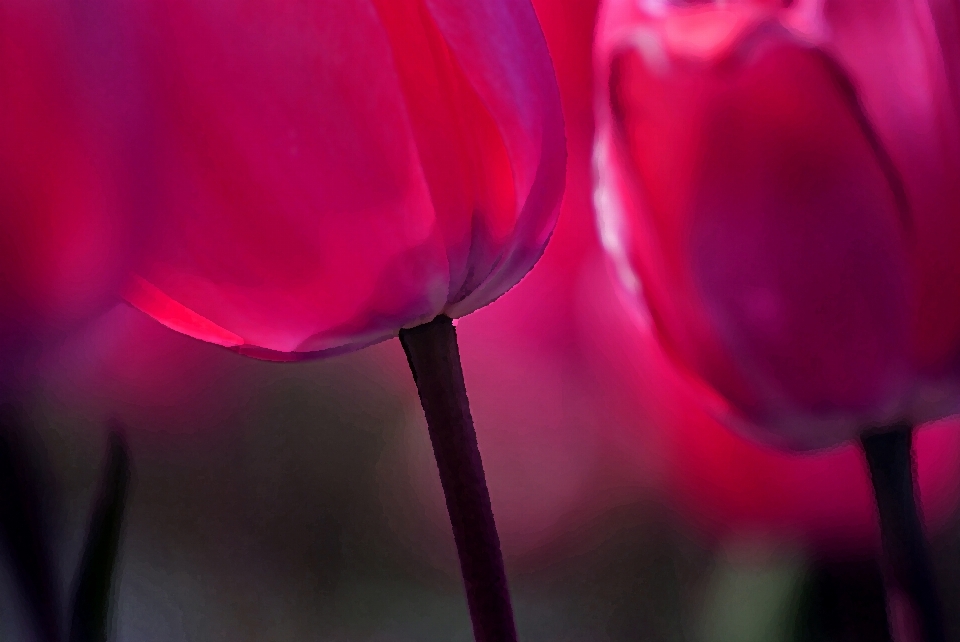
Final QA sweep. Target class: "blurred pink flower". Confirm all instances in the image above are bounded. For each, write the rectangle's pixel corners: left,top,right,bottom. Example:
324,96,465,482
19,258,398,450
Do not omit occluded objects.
594,0,960,450
0,0,134,365
578,255,960,552
107,0,564,359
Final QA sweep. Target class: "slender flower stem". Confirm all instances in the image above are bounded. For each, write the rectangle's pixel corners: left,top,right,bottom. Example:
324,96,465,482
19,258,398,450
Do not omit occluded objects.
861,425,945,642
70,427,132,642
0,403,59,642
799,557,892,642
399,315,517,642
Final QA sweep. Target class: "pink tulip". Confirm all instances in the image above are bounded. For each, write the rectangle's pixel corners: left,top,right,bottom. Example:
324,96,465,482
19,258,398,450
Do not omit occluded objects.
576,255,960,552
596,3,959,636
112,0,565,359
594,0,960,451
92,3,565,639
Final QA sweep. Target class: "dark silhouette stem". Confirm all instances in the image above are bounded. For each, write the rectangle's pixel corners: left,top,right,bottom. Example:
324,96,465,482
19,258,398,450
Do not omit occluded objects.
797,557,892,642
861,425,945,642
0,403,59,642
70,427,132,642
399,315,517,642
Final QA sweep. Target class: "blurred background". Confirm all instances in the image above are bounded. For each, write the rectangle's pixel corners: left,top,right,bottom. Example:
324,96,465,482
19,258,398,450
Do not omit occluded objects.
2,0,960,639
11,249,960,642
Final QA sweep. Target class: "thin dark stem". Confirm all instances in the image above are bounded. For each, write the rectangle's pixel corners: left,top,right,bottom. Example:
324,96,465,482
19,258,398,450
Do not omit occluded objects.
69,426,132,642
861,425,945,642
399,315,517,642
797,557,892,642
0,403,59,642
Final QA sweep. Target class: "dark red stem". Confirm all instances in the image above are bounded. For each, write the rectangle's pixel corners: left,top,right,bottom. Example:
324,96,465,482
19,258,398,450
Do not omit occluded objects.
70,427,131,642
399,315,517,642
0,403,59,642
861,425,945,642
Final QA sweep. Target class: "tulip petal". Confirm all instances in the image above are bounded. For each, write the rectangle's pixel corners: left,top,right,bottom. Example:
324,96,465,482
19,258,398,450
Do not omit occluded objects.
821,0,960,379
428,0,566,317
117,0,564,355
0,0,127,348
125,0,451,354
690,41,912,445
606,15,912,448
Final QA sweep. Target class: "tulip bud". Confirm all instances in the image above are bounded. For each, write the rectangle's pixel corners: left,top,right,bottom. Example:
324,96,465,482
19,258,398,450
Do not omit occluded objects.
594,0,960,450
594,3,959,635
113,0,565,359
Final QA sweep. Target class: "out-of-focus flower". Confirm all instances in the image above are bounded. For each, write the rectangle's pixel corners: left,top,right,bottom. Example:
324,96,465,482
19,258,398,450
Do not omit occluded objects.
578,255,960,552
106,0,564,360
594,0,960,450
0,0,133,369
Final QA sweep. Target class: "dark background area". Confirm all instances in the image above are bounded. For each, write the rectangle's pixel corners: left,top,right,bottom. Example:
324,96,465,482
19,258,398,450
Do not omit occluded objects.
0,304,956,641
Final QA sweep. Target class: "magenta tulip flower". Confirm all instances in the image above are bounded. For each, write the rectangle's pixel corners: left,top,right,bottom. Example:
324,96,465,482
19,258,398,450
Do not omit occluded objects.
594,0,960,638
92,1,565,639
594,0,960,451
119,0,564,362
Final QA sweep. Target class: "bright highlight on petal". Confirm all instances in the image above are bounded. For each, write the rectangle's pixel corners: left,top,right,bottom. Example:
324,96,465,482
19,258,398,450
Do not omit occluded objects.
88,0,564,359
124,276,243,349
